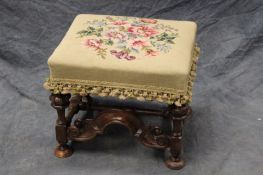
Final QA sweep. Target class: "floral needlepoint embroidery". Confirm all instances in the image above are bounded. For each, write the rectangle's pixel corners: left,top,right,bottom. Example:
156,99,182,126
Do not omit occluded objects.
77,16,178,60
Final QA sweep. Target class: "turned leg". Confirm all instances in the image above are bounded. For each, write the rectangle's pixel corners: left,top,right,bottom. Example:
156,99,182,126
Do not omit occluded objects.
165,104,191,170
50,93,73,158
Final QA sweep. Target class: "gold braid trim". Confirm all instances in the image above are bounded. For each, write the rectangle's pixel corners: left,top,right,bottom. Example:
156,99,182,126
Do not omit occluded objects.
44,46,200,105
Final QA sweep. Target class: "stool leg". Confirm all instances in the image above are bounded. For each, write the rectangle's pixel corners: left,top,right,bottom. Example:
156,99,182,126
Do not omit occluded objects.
165,105,190,170
50,93,73,158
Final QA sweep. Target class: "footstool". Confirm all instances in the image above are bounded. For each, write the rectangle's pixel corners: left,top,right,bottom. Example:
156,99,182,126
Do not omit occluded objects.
44,14,200,170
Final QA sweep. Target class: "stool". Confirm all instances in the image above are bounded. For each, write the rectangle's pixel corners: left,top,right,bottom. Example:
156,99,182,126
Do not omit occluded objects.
44,14,200,170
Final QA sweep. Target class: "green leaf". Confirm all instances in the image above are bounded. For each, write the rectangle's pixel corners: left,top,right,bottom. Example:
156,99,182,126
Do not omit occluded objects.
167,40,175,44
162,32,168,37
77,30,88,37
167,36,175,40
150,41,156,46
122,47,131,53
88,26,95,30
141,46,151,51
97,48,107,59
104,39,114,45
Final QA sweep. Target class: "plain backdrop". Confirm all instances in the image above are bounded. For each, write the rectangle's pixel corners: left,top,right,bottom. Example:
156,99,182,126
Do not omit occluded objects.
0,0,263,175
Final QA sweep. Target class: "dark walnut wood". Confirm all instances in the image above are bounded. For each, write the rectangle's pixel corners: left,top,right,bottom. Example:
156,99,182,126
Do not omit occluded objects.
49,94,73,158
165,104,191,170
49,93,192,170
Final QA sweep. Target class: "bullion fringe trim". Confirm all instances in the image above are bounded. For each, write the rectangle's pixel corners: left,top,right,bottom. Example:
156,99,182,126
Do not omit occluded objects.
44,46,200,105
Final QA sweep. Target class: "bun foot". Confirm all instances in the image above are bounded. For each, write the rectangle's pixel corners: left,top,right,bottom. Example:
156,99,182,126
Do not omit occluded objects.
165,157,185,170
54,145,73,158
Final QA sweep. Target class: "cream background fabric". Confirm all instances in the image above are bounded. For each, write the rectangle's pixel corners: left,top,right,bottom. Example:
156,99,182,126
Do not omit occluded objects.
48,14,197,91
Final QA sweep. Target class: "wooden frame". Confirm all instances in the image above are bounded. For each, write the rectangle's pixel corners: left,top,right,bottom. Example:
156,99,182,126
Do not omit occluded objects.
50,93,192,170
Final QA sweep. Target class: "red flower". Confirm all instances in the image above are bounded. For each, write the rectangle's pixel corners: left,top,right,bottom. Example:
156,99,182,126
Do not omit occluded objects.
131,40,148,47
127,26,135,33
137,26,158,37
140,18,157,24
84,39,102,49
112,21,128,25
128,26,158,37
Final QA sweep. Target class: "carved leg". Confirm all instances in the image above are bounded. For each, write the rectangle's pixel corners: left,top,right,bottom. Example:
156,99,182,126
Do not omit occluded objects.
165,104,191,170
50,93,73,158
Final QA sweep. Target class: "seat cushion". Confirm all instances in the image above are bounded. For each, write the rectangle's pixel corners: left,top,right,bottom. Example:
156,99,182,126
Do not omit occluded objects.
44,14,200,105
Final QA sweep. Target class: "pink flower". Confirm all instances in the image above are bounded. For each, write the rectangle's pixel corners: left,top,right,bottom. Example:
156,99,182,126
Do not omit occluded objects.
140,18,157,24
106,31,126,40
145,49,158,56
127,26,135,33
128,26,158,37
136,26,158,37
84,39,101,49
131,40,148,47
112,21,128,25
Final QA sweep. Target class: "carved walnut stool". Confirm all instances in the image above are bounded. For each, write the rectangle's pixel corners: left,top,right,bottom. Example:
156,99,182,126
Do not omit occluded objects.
44,14,199,170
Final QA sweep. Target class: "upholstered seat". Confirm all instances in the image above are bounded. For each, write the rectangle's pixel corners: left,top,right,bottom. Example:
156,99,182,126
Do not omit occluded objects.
44,14,199,105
